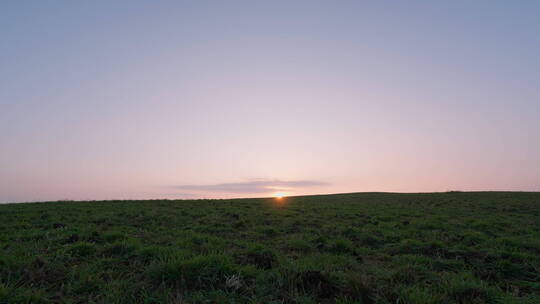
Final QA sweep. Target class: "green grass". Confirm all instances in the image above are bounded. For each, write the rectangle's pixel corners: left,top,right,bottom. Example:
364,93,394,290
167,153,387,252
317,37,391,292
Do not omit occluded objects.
1,192,539,303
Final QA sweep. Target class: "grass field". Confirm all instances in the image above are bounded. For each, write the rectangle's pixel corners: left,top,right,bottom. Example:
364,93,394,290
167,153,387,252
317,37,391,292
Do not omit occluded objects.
0,192,539,303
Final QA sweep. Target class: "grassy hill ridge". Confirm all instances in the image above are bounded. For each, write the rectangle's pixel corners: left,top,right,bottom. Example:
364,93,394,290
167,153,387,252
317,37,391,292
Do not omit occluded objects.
1,192,539,303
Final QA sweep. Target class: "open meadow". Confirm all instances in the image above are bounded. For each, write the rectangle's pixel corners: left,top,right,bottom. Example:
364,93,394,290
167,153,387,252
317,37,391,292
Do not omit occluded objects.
1,192,539,303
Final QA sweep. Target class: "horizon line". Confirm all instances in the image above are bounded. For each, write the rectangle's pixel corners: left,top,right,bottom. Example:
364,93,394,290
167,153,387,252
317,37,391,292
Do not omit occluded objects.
2,190,539,205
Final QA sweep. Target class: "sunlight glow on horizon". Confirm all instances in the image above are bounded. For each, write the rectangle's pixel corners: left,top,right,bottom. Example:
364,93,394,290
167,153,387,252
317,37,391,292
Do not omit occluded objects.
272,192,288,199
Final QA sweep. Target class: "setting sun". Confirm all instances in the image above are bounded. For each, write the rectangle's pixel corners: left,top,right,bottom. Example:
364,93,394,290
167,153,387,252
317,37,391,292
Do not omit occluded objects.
273,192,287,199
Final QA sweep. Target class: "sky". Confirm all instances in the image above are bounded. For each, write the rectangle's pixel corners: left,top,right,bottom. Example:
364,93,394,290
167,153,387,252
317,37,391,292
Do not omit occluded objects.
1,1,539,203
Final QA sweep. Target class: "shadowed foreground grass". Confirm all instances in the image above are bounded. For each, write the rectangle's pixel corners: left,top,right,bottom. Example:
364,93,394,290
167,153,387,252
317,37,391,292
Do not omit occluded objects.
0,192,539,303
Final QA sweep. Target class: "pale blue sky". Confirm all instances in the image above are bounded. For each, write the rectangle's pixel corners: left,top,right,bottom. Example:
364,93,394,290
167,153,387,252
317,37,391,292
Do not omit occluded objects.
1,1,539,202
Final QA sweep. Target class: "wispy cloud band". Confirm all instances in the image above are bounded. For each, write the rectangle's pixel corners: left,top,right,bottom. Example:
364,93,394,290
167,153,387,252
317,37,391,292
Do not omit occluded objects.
172,178,327,194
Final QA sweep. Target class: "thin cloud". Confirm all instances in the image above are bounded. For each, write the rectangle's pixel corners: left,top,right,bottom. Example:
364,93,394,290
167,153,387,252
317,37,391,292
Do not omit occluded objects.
172,179,328,194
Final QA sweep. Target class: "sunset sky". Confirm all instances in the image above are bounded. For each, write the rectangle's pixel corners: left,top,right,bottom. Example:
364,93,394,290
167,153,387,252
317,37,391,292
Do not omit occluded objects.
1,1,539,203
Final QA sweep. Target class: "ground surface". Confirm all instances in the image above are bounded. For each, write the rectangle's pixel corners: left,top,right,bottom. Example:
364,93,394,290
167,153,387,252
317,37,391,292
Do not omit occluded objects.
0,192,539,304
